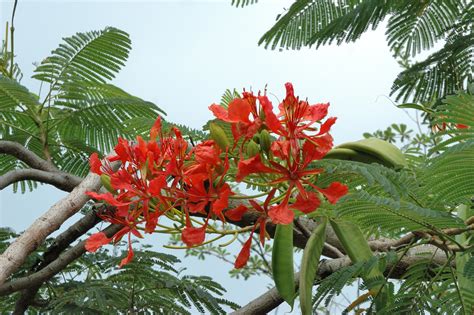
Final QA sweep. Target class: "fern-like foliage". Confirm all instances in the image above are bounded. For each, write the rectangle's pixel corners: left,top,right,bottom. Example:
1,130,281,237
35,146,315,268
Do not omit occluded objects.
231,0,258,8
0,231,239,314
259,0,473,102
429,92,474,152
33,27,130,85
0,28,165,191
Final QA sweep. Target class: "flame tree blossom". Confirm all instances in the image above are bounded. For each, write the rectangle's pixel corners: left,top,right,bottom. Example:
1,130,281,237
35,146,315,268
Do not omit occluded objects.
85,83,347,269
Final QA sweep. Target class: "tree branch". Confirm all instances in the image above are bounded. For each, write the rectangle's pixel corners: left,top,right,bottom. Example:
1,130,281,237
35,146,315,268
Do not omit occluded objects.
0,140,57,172
0,168,82,192
232,257,353,315
13,210,104,313
0,171,102,285
0,223,122,296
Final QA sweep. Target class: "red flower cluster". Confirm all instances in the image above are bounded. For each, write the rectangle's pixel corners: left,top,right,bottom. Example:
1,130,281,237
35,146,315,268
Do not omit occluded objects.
85,83,347,269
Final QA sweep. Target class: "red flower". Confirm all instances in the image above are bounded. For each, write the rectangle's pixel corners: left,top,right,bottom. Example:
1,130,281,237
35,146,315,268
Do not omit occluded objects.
234,234,253,269
209,91,263,143
89,153,103,175
225,204,249,221
85,232,111,252
119,233,135,268
182,224,207,247
260,83,336,156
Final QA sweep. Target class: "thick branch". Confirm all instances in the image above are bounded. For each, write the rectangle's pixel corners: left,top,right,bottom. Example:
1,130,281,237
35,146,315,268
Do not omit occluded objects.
13,210,104,313
0,140,57,172
232,258,352,315
0,224,122,296
0,172,102,285
0,168,82,192
233,247,450,314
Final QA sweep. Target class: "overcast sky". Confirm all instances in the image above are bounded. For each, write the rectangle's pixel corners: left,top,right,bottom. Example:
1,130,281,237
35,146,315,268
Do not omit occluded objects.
0,0,416,312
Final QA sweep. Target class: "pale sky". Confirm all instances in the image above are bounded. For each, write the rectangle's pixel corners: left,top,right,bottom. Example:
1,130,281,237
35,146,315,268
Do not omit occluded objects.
0,0,416,312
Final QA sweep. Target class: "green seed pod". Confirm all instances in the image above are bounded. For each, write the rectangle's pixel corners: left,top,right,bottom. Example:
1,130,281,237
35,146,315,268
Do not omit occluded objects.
209,122,230,150
246,140,260,157
252,135,260,144
259,129,271,153
100,174,114,193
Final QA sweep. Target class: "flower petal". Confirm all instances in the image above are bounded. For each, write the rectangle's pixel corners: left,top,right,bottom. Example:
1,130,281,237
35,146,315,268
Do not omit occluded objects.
259,95,283,134
308,103,329,121
85,191,130,207
85,232,111,252
209,104,230,122
228,98,251,123
225,204,248,221
317,182,348,204
119,235,135,268
318,117,337,135
236,155,275,182
150,116,162,142
234,235,252,269
290,191,321,214
182,225,206,247
89,153,102,175
268,202,294,224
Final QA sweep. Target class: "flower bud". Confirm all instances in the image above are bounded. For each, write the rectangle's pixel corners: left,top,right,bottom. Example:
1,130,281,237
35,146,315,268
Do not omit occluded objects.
100,174,114,193
246,140,260,157
209,122,230,150
259,129,271,153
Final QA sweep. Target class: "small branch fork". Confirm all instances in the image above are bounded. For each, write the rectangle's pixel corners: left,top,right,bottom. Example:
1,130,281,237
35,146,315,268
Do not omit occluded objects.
0,140,472,313
0,140,82,191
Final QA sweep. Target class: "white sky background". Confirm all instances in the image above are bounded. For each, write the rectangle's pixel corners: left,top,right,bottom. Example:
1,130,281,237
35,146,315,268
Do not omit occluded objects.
0,0,417,312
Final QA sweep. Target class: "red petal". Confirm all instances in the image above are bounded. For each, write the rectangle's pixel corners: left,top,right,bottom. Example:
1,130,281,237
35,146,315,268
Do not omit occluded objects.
148,176,167,196
270,140,290,159
85,191,130,207
456,123,468,129
85,232,111,252
234,235,252,269
89,153,102,175
318,117,337,135
290,191,321,214
259,95,283,134
268,202,294,224
212,184,232,216
317,182,348,204
209,104,230,122
308,103,329,121
285,82,295,99
119,236,134,267
182,225,206,247
236,155,275,182
228,98,251,123
194,141,220,165
225,204,248,221
150,116,162,142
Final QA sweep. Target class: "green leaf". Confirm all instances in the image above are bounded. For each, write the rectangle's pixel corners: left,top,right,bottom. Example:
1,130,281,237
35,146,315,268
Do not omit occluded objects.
272,223,295,307
299,218,327,315
33,27,131,85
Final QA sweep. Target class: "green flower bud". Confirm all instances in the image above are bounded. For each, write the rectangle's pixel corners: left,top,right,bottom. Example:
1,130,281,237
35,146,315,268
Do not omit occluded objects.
100,174,114,193
209,122,231,150
259,129,271,153
246,140,260,157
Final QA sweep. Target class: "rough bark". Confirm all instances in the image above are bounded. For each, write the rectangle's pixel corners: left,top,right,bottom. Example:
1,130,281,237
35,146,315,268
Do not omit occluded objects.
0,172,101,284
